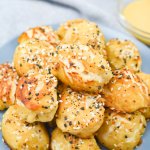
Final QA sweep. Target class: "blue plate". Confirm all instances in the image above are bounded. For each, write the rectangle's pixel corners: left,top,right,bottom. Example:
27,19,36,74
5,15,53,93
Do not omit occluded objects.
0,24,150,150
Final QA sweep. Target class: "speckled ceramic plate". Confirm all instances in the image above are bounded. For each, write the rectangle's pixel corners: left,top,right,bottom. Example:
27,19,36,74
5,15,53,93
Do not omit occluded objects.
0,24,149,150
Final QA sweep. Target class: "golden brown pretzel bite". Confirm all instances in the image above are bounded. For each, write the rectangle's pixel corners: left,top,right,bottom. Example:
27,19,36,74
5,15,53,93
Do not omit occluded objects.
96,109,146,150
13,39,55,76
16,71,58,123
56,87,105,138
2,105,49,150
106,39,141,72
52,44,112,93
57,19,107,58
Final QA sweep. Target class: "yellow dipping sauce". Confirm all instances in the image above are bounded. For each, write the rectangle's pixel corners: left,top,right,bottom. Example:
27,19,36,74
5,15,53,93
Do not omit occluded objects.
122,0,150,45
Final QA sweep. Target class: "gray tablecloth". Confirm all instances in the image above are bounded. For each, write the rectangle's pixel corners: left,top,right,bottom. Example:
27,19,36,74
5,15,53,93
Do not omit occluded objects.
0,0,141,47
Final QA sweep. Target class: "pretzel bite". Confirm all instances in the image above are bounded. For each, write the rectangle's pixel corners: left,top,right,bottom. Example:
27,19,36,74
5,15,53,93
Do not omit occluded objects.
106,39,141,72
137,72,150,119
0,63,19,110
96,109,146,150
57,19,106,58
51,128,100,150
18,26,60,46
56,87,105,138
13,39,55,76
16,71,58,123
103,69,150,113
52,44,112,93
2,105,49,150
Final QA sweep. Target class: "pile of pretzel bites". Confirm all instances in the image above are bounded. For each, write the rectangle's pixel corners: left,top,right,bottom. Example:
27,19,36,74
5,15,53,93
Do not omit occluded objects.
0,19,150,150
